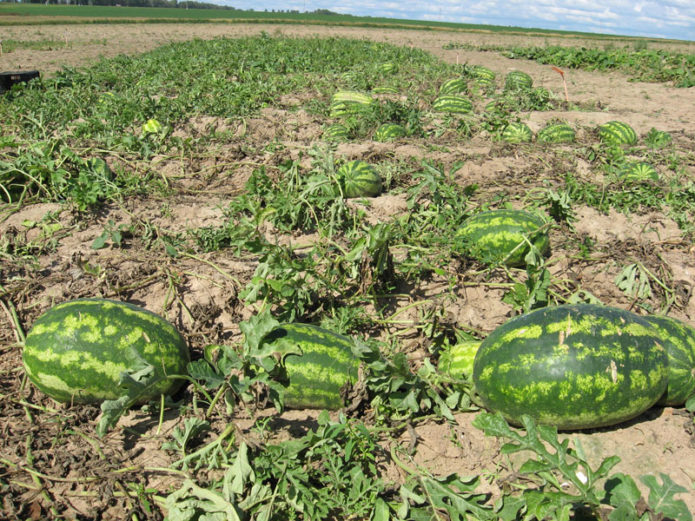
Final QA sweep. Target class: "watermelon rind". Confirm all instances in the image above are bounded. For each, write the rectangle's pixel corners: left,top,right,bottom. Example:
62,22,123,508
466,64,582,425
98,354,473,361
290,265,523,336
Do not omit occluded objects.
22,298,189,404
374,123,406,142
501,122,533,144
338,160,382,198
432,95,473,114
456,208,550,267
259,323,360,410
644,315,695,406
598,121,638,145
472,304,669,430
537,123,576,144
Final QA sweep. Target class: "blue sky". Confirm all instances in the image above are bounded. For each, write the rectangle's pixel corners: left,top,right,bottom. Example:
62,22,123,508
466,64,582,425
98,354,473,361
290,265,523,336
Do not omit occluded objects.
217,0,695,41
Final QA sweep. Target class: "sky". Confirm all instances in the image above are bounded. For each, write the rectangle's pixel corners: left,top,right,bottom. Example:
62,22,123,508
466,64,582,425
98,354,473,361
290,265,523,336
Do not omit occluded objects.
216,0,695,41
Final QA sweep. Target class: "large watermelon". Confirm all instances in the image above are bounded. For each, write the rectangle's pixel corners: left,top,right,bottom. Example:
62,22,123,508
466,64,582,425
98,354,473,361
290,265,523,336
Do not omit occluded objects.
259,323,360,410
537,123,576,144
644,315,695,406
432,95,473,114
338,160,382,198
22,298,189,404
456,209,550,267
598,121,638,145
472,304,669,430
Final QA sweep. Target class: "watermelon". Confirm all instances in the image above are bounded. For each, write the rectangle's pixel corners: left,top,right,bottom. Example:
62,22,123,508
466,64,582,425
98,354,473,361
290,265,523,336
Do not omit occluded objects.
620,161,659,183
372,86,400,95
338,160,382,198
259,323,360,410
439,78,468,95
374,123,406,142
330,90,374,117
504,70,533,91
456,209,550,267
643,315,695,406
379,62,398,74
501,122,533,143
22,298,189,404
473,304,669,430
432,95,473,114
598,121,638,145
537,123,576,144
438,341,482,379
468,65,496,82
323,123,350,142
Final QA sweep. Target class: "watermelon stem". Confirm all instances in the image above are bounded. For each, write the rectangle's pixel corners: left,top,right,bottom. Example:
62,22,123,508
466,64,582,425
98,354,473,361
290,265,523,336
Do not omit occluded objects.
0,287,26,344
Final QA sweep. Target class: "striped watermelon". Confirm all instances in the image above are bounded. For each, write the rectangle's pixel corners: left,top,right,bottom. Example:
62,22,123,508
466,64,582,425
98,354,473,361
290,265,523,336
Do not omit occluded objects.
374,123,406,142
598,121,638,145
323,123,350,142
22,299,189,404
439,78,468,95
259,323,360,410
372,86,400,95
379,62,398,74
504,70,533,91
456,209,550,267
620,161,659,183
644,315,695,406
338,160,382,198
473,304,669,430
438,341,481,379
468,65,496,82
330,90,375,117
432,95,473,114
537,123,576,144
501,122,533,143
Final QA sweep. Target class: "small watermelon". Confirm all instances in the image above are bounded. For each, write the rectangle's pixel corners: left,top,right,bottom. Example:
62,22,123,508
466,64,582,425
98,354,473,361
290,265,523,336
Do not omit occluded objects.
598,121,638,145
468,65,496,82
323,123,350,142
456,209,550,267
374,123,406,142
537,123,576,144
473,304,669,430
432,95,473,114
504,70,533,91
330,90,375,117
259,323,360,410
620,162,659,183
22,298,189,404
372,86,400,95
438,341,482,379
501,122,533,143
379,62,398,74
338,160,382,198
439,78,468,95
643,315,695,406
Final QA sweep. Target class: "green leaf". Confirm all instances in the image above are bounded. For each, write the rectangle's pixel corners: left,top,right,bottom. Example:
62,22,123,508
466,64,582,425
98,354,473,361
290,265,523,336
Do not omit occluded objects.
640,473,692,521
91,233,108,250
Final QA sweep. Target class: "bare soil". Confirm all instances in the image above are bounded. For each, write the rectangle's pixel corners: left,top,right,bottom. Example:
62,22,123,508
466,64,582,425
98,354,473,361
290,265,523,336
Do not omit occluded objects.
1,22,695,519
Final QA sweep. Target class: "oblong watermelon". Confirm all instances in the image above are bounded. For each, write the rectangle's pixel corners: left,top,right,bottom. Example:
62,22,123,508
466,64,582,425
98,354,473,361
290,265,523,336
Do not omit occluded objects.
537,123,576,144
456,209,550,267
259,323,360,410
473,304,669,430
439,78,468,95
374,123,406,142
644,315,695,406
338,160,382,198
432,95,473,114
22,298,189,404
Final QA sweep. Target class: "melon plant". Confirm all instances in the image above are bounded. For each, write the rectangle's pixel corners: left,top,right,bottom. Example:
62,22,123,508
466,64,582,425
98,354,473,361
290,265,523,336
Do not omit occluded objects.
22,298,189,404
456,208,550,267
439,78,468,95
374,123,406,142
598,121,638,145
258,323,360,410
504,70,533,91
338,160,382,198
501,122,533,143
472,304,669,430
432,95,473,114
644,315,695,406
537,123,576,144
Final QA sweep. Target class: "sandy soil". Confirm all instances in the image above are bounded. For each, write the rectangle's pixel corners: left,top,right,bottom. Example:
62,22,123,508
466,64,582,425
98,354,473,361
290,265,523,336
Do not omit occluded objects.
1,22,695,519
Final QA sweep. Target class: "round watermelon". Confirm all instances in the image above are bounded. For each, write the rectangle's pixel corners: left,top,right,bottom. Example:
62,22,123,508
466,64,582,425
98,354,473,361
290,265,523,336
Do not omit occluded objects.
338,160,382,198
22,298,189,404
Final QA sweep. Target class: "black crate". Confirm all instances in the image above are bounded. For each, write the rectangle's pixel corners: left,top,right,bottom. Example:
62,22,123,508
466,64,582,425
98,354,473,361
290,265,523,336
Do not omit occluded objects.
0,70,41,93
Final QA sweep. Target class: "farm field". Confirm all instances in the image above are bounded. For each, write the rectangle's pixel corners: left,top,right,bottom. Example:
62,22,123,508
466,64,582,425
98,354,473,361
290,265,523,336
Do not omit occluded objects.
2,20,695,520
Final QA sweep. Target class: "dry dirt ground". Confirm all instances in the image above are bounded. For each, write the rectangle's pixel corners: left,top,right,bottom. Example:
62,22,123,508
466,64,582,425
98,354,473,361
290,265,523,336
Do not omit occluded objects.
1,22,695,519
